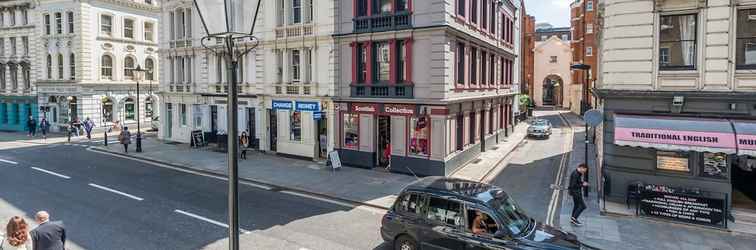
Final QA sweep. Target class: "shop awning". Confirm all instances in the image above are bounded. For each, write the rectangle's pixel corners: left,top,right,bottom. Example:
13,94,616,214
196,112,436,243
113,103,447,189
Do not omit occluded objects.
613,114,737,154
733,120,756,156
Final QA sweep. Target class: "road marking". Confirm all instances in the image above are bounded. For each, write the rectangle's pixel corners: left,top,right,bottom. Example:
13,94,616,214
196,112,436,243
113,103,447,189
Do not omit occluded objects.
86,147,273,191
0,158,18,165
174,209,251,234
545,112,574,226
88,183,144,201
30,167,71,179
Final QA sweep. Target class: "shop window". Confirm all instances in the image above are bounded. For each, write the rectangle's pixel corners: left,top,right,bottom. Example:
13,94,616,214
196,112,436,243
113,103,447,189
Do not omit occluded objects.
456,114,463,151
737,9,756,69
290,111,302,141
102,98,114,123
656,151,690,172
409,116,430,156
659,14,697,70
343,113,359,149
469,111,476,145
701,152,728,179
180,104,187,126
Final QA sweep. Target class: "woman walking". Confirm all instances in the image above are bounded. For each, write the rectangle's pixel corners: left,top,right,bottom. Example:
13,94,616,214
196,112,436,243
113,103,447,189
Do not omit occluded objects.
119,126,132,153
39,117,50,140
3,216,33,250
239,131,249,160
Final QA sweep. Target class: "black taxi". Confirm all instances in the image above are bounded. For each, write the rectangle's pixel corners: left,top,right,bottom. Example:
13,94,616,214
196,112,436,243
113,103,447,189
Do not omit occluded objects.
381,177,593,250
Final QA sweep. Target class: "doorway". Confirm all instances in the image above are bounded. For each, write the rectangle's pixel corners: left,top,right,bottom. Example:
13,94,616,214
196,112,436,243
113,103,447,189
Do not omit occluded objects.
165,103,173,138
733,156,756,212
542,75,563,106
377,115,391,168
316,116,327,160
247,108,257,149
269,109,277,152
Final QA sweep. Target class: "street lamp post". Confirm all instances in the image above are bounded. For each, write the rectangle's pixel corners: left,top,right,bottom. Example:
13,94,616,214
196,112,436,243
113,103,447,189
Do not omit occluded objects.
133,65,150,153
192,1,262,249
571,63,592,196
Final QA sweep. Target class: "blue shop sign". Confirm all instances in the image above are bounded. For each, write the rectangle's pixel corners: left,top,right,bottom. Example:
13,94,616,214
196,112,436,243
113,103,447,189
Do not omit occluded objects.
313,111,324,120
272,100,293,110
295,101,320,112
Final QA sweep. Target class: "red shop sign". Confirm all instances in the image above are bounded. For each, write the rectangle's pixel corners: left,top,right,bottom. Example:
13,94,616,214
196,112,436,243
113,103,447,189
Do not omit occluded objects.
351,103,378,113
384,104,415,116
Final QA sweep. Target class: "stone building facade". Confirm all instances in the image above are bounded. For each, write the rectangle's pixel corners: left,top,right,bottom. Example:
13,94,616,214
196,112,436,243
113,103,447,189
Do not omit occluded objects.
333,0,522,176
0,1,36,132
597,0,756,226
34,0,160,133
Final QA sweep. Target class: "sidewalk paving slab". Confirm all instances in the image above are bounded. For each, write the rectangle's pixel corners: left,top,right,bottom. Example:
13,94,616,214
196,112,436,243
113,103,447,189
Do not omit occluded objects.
557,112,756,250
451,122,529,182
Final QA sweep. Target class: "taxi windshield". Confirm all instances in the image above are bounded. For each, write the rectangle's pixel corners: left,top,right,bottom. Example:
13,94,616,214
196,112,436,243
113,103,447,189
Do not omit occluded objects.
489,194,531,236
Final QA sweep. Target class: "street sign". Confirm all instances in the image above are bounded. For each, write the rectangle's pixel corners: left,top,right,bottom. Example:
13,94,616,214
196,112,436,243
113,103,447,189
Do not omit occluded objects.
584,109,603,127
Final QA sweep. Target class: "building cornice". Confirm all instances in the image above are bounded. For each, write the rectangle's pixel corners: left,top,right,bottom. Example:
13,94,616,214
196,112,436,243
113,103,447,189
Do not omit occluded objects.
82,0,160,13
594,88,756,100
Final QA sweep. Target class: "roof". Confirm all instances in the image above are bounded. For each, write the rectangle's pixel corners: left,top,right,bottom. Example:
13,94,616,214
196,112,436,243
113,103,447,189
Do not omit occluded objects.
404,177,503,203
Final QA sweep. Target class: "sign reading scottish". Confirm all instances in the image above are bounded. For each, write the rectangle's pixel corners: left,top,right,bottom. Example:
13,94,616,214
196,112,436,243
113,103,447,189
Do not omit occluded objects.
351,103,378,113
639,190,726,228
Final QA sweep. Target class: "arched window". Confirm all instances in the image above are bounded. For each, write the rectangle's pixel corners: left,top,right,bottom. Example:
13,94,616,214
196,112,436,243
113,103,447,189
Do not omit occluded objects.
57,54,64,79
124,56,135,80
70,53,75,80
102,97,114,123
145,58,155,81
101,55,113,80
124,98,135,121
46,54,52,79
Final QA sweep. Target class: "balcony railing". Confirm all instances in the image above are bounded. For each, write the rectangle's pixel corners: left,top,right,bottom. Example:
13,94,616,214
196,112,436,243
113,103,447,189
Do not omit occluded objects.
275,24,315,39
353,12,411,33
351,84,413,98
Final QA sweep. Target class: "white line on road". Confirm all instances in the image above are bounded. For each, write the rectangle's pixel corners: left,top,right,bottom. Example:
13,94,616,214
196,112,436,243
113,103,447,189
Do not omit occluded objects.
545,112,573,226
174,209,251,234
87,147,273,191
30,167,71,179
0,158,18,165
88,183,144,201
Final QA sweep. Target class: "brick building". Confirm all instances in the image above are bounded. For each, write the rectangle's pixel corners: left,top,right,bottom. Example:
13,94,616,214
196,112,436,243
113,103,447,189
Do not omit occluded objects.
570,0,598,112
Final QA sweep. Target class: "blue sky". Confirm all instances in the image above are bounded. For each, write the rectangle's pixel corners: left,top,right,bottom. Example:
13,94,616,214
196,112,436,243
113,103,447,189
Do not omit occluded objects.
525,0,571,27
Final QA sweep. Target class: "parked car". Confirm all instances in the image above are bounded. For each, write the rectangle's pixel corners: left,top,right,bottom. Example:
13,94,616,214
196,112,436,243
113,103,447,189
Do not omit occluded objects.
150,116,159,131
381,177,591,250
527,119,552,139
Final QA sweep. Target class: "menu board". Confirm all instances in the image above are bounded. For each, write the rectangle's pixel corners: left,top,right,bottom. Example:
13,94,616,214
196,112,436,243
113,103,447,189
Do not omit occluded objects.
656,151,689,172
639,191,726,228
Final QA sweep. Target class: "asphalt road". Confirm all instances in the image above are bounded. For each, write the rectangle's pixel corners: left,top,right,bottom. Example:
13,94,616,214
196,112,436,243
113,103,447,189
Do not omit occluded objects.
489,110,570,224
0,143,387,250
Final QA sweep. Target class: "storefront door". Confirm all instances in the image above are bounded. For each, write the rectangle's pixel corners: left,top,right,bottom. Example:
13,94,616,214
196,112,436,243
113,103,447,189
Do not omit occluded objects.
316,117,327,159
209,105,218,143
247,108,257,149
165,103,172,138
269,109,277,152
377,115,391,167
733,156,756,211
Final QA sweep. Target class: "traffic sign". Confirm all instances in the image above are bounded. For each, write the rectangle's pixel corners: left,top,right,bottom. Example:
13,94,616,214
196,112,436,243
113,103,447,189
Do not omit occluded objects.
584,109,603,127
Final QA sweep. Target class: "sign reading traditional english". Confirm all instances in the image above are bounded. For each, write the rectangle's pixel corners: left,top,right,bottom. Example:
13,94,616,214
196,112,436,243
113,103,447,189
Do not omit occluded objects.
614,128,736,151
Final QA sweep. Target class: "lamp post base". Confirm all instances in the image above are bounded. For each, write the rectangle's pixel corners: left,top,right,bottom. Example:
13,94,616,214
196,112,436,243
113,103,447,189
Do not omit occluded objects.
136,133,142,152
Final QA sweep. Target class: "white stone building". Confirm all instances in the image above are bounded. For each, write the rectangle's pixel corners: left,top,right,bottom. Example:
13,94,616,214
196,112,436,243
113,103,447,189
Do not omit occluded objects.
0,1,36,132
596,0,756,227
34,0,160,132
159,0,335,161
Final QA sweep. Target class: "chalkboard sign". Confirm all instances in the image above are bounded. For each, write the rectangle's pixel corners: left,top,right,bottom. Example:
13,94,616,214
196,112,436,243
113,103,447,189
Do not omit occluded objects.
639,190,726,228
191,130,206,148
329,151,342,170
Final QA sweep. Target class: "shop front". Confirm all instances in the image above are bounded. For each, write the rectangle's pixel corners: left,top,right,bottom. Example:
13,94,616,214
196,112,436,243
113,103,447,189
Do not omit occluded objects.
266,99,330,160
0,96,37,132
605,114,756,228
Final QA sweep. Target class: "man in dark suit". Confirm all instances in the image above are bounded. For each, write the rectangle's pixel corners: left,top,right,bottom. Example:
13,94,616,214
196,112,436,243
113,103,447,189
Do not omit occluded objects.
30,211,66,250
568,164,589,226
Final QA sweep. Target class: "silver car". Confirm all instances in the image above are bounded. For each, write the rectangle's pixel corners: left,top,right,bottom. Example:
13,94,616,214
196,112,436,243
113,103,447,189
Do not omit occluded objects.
527,119,552,138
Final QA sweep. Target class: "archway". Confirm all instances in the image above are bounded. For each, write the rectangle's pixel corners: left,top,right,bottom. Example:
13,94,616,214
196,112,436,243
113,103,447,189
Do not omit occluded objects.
542,75,563,106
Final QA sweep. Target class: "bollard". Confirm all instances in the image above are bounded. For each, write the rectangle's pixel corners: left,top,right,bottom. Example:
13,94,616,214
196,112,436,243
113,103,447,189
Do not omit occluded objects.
104,131,108,146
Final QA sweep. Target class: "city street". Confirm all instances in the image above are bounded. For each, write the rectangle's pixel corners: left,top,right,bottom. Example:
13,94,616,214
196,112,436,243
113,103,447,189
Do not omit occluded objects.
489,110,571,224
0,143,387,250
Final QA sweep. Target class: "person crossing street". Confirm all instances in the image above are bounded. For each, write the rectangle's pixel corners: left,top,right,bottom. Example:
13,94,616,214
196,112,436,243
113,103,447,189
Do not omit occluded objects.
568,163,589,226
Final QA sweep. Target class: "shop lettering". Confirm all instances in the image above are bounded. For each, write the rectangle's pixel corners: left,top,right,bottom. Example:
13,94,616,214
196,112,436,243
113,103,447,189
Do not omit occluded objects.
353,105,376,113
296,102,319,111
739,138,756,146
385,106,414,115
272,101,293,110
631,132,719,143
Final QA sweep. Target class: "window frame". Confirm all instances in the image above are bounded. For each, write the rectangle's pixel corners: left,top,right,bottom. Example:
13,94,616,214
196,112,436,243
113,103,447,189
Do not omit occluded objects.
124,56,136,80
67,12,74,33
101,54,113,80
395,192,426,216
456,42,466,86
586,1,593,11
124,18,135,39
44,14,51,35
144,22,155,42
425,195,464,227
101,14,113,36
658,13,698,71
54,12,62,34
736,9,756,69
70,53,76,80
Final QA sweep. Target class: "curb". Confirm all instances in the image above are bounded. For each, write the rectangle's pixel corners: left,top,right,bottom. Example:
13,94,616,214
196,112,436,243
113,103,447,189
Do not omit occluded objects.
88,147,391,211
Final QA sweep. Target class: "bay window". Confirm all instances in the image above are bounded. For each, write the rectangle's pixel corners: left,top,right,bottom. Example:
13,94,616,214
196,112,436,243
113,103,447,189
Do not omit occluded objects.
737,9,756,69
659,14,697,70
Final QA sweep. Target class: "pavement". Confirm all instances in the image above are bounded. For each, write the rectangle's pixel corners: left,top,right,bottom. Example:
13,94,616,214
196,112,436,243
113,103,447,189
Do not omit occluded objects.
0,137,388,250
556,112,756,250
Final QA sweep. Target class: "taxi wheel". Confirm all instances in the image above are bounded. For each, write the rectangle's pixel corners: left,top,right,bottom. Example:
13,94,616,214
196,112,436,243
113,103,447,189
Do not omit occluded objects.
394,235,417,250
